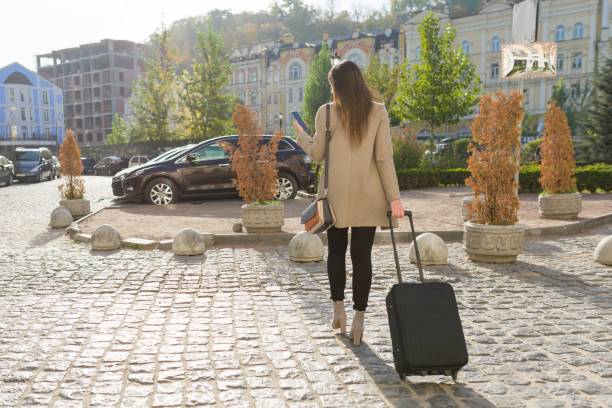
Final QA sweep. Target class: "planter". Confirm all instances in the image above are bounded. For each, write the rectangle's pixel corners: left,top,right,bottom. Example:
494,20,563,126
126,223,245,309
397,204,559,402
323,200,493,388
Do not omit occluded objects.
538,192,582,220
464,222,525,263
241,201,284,233
60,198,91,218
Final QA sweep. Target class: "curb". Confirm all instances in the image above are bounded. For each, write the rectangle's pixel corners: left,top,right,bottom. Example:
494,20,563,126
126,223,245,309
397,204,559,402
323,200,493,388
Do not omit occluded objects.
66,208,612,250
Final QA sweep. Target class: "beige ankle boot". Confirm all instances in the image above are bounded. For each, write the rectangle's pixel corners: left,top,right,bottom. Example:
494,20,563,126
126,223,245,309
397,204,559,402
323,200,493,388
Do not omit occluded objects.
349,311,365,345
331,301,347,334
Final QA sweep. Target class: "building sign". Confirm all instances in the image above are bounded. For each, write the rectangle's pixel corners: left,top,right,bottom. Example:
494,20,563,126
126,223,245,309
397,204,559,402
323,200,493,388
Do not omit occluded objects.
502,42,557,80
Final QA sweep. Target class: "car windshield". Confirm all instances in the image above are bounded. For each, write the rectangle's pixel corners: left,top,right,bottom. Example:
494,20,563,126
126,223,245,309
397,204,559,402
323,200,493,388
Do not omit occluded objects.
154,145,194,162
15,151,40,161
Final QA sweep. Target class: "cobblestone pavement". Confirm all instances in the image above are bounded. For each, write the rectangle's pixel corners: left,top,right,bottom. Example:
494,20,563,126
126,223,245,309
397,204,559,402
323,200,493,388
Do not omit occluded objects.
0,177,611,407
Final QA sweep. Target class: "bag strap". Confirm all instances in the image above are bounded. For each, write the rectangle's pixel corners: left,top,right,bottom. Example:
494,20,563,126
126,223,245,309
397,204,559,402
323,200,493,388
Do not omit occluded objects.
387,210,425,283
322,103,331,195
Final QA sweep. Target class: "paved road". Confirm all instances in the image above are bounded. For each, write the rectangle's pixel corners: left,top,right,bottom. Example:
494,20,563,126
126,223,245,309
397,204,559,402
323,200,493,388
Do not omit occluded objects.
0,177,611,407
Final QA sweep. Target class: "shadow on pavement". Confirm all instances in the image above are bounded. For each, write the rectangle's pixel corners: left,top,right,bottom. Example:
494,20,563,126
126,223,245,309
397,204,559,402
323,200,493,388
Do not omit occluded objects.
29,228,65,247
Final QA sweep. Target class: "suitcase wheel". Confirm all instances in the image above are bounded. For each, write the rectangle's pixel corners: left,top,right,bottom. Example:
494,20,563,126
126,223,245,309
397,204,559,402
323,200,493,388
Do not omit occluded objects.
452,371,458,381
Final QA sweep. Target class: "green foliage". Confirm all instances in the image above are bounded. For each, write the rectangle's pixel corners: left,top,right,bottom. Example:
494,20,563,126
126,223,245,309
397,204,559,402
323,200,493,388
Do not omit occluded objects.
393,136,423,170
521,138,542,165
129,30,181,142
270,0,318,41
179,25,235,140
106,114,130,145
550,78,591,139
432,138,470,168
364,58,403,125
303,45,333,131
394,12,481,148
395,164,612,193
582,58,612,164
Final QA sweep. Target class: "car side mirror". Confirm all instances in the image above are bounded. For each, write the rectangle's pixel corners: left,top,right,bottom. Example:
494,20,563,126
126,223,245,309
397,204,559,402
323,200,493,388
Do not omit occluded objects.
186,153,196,162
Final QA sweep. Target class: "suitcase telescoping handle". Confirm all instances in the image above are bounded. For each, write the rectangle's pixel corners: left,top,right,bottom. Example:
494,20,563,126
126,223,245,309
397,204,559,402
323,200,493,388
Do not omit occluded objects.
386,210,425,284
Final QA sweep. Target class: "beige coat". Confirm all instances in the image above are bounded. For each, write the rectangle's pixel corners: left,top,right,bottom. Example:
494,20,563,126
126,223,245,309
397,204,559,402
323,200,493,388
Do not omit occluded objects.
296,102,401,228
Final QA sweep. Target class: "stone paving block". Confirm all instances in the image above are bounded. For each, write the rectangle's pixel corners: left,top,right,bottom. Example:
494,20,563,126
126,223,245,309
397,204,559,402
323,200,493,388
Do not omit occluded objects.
121,237,158,250
72,233,92,243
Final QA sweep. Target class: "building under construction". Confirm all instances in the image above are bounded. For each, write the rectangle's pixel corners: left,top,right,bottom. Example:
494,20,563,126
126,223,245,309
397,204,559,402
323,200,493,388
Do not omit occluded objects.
36,39,145,146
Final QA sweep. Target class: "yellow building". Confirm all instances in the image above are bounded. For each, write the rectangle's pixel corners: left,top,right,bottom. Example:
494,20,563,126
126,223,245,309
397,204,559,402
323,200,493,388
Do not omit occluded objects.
402,0,610,123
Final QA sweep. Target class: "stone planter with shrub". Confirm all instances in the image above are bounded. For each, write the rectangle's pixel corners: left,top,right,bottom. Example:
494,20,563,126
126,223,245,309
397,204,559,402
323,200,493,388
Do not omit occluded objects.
228,105,285,233
538,102,582,219
58,129,91,219
464,91,525,263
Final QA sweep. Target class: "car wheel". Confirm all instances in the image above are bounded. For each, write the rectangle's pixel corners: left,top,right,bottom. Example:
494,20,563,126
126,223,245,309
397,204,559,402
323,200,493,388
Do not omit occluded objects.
38,171,43,183
145,178,178,205
8,173,13,186
275,172,298,200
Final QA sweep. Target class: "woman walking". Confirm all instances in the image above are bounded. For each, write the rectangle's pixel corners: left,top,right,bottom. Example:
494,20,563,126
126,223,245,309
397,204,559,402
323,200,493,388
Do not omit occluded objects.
293,60,404,346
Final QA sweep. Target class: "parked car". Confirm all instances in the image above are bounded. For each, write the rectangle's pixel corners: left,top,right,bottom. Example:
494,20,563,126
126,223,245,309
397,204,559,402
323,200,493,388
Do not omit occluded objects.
128,155,150,167
113,145,195,184
112,136,314,205
50,156,61,179
13,147,54,182
0,155,14,186
94,156,127,176
81,157,97,175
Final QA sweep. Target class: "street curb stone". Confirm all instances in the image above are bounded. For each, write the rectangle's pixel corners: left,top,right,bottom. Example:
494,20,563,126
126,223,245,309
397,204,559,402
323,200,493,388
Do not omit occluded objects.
73,233,92,243
121,238,158,250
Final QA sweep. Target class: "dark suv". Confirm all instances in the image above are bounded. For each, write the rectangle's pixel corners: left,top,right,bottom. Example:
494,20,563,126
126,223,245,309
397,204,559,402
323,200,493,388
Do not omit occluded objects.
112,136,315,205
13,147,54,182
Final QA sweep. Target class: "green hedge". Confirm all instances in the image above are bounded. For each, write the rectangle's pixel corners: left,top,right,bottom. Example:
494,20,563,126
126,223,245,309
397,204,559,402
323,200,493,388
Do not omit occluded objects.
396,164,612,193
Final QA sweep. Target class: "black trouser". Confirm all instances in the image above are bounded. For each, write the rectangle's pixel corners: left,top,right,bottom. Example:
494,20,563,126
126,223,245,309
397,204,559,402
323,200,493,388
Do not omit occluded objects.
327,226,377,311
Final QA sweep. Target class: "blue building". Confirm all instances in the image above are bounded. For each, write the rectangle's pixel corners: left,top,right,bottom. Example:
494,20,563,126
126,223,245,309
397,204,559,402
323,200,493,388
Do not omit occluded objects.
0,62,64,154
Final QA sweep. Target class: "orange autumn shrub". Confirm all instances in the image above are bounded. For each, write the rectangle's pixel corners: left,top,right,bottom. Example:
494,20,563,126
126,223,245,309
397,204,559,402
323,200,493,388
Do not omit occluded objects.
466,91,523,225
227,105,281,204
539,101,577,194
58,129,86,200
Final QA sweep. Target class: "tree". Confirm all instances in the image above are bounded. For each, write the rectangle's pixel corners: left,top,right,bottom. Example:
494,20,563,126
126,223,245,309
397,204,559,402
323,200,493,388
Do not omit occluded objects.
540,102,577,194
58,129,85,200
394,12,480,148
466,92,523,225
179,25,236,140
106,114,130,145
129,29,181,142
270,0,319,41
227,105,282,204
550,78,591,139
364,57,403,125
390,0,430,24
581,58,612,163
303,45,333,131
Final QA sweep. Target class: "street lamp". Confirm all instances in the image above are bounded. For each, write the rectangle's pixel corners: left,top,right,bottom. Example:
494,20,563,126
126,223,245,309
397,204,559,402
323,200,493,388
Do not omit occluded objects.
278,113,283,134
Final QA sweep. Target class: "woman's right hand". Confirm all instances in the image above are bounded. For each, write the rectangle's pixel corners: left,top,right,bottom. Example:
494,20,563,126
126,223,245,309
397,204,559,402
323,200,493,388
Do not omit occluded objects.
390,199,405,218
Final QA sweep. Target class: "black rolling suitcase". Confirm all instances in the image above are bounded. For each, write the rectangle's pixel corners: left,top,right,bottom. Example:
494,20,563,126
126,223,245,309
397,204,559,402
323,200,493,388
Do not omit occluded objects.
385,210,468,381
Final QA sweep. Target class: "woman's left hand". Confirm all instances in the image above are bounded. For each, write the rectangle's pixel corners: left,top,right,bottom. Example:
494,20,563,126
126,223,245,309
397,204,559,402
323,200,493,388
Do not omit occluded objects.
292,119,305,135
390,199,405,218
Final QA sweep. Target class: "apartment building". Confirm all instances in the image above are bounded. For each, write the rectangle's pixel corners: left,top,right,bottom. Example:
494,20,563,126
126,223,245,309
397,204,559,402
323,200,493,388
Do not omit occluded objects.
36,39,145,146
0,62,64,155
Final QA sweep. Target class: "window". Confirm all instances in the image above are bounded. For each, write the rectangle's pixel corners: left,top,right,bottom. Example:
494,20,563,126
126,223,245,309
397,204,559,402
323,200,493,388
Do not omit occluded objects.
236,70,245,84
21,108,26,120
237,91,245,104
45,128,51,139
298,87,303,102
523,88,529,105
249,69,257,82
556,25,565,41
20,90,25,102
97,132,103,141
490,63,499,79
93,73,100,82
288,88,293,103
77,133,83,143
42,91,49,104
9,88,15,102
268,94,272,104
491,36,500,52
570,83,580,99
191,143,230,161
574,22,584,39
557,53,564,72
29,109,33,120
273,93,278,104
415,46,420,60
21,126,27,138
119,87,125,97
119,71,124,81
572,52,583,70
74,76,80,86
289,63,302,80
43,110,50,121
462,40,470,54
249,90,257,106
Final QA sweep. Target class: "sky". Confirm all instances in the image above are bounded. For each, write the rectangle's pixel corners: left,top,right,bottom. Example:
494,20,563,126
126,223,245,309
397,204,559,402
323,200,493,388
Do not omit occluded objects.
0,0,375,71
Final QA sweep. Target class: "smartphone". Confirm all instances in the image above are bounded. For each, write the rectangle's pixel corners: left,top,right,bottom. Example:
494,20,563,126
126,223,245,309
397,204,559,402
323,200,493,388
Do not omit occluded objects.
290,111,309,134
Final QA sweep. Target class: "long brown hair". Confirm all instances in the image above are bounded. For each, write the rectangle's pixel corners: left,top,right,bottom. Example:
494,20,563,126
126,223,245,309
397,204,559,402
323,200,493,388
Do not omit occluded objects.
328,60,374,147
